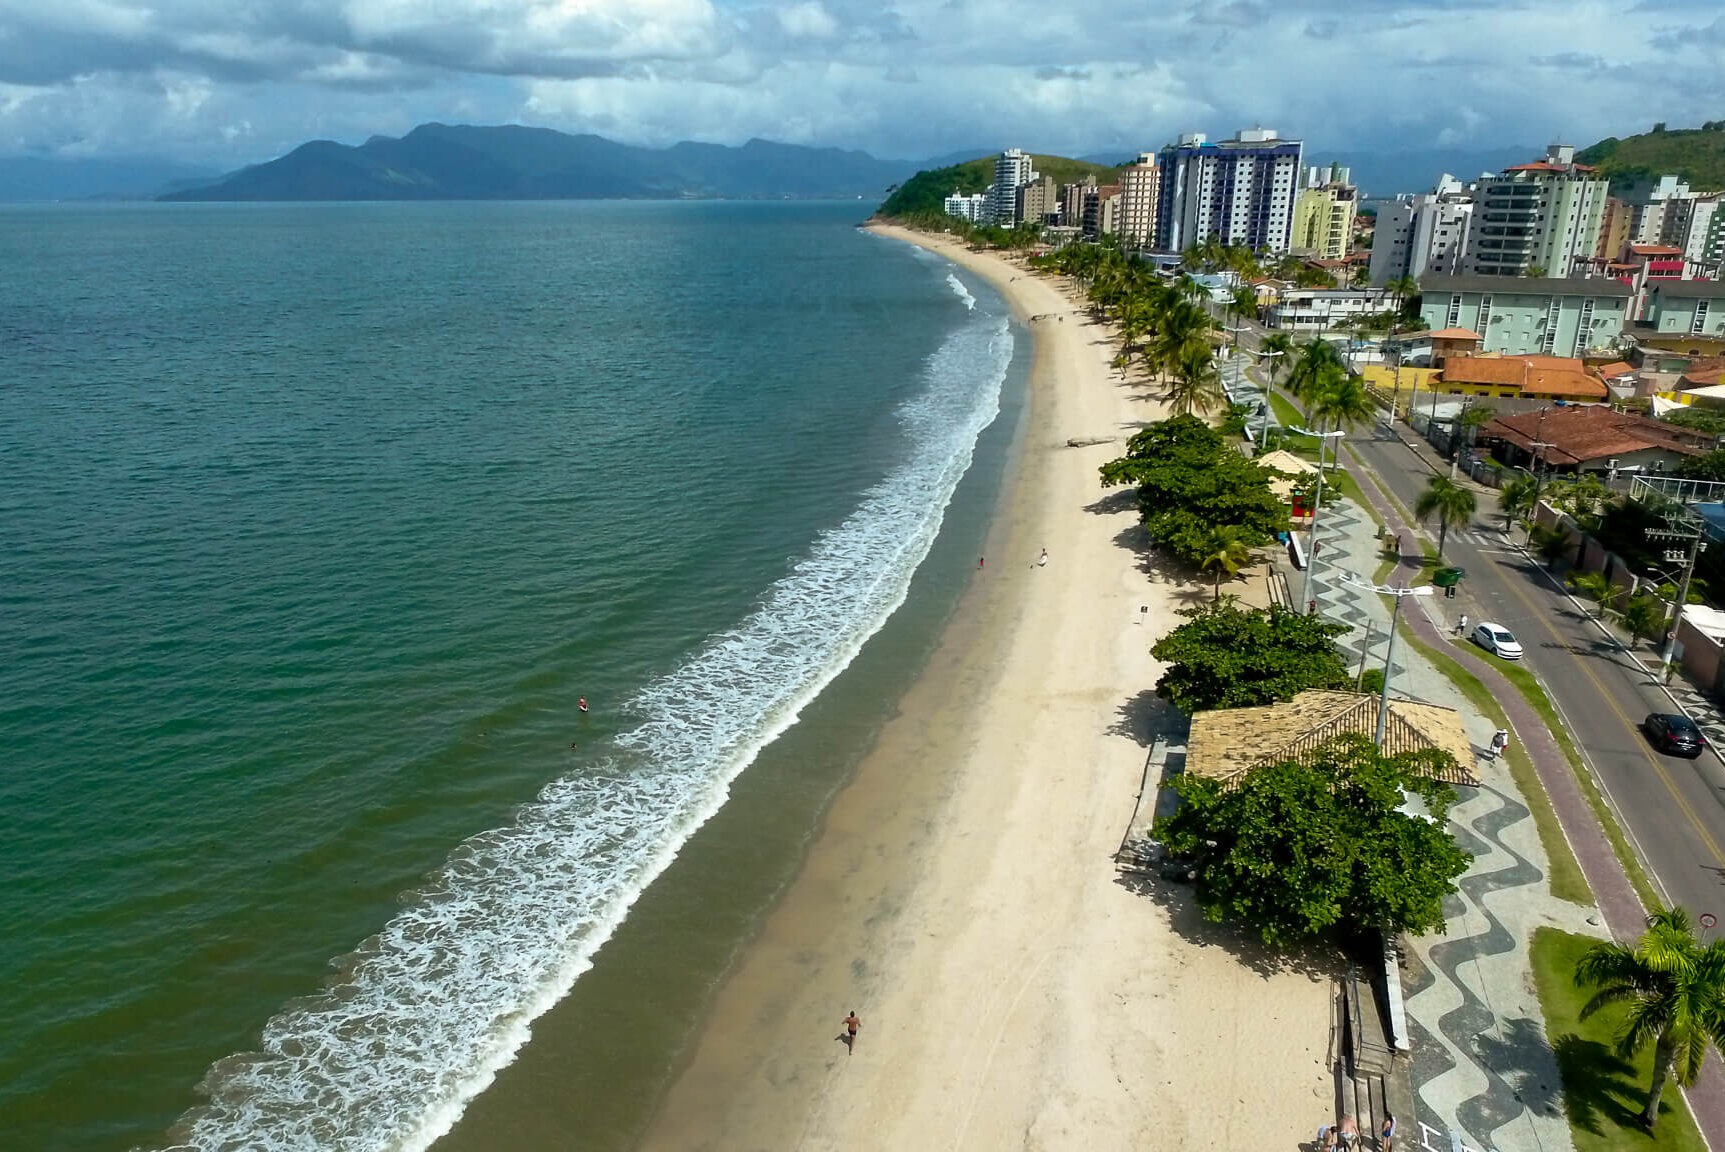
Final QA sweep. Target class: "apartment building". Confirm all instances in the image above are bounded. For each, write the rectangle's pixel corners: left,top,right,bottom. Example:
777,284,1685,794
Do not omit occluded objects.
1116,154,1158,248
1418,273,1631,357
1463,145,1609,278
1368,174,1473,284
1016,175,1059,227
943,191,989,222
1292,166,1358,260
1082,184,1122,240
988,148,1036,226
1643,281,1725,339
1153,128,1304,253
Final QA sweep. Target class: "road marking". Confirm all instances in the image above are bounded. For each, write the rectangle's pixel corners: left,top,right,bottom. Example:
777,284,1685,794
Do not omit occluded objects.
1483,539,1725,873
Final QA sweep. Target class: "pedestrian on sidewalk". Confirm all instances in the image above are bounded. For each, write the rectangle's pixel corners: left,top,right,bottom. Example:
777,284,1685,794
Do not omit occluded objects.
1490,728,1510,760
1456,613,1469,637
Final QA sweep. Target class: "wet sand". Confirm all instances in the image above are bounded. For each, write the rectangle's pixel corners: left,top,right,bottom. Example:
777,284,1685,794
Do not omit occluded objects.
635,226,1335,1152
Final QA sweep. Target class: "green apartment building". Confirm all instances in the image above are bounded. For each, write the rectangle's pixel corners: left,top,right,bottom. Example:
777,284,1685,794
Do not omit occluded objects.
1417,274,1631,357
1643,280,1725,339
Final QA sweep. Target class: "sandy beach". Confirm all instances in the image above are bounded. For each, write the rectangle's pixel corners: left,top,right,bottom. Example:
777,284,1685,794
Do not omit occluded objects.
636,226,1334,1152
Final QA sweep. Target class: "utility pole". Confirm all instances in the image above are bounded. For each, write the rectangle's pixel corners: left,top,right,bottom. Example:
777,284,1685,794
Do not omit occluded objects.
1649,517,1708,684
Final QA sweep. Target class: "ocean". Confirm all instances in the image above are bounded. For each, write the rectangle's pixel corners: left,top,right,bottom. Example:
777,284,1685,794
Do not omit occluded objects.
0,202,1024,1150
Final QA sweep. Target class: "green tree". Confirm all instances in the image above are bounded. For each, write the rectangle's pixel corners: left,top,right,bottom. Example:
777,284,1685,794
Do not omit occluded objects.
1163,345,1226,418
1198,526,1255,601
1100,417,1289,566
1386,274,1419,316
1287,338,1347,422
1309,373,1378,450
1575,906,1725,1131
1150,600,1350,713
1415,475,1478,561
1499,474,1541,536
1548,474,1613,534
1531,522,1574,570
1260,331,1295,389
1623,591,1668,643
1677,449,1725,482
1568,571,1618,613
1153,734,1471,946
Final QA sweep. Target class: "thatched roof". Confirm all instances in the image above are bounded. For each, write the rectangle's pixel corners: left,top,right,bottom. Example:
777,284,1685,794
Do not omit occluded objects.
1186,690,1478,787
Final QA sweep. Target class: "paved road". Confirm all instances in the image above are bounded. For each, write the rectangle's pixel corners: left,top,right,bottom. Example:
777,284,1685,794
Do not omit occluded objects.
1346,425,1725,922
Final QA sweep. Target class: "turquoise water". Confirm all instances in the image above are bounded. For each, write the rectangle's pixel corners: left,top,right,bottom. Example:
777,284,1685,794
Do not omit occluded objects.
0,202,1015,1150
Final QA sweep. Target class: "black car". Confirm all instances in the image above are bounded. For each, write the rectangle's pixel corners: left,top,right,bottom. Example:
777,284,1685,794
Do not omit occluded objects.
1643,713,1706,759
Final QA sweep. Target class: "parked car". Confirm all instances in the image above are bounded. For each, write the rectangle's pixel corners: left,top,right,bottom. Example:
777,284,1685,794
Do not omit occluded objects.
1471,622,1523,660
1643,713,1706,759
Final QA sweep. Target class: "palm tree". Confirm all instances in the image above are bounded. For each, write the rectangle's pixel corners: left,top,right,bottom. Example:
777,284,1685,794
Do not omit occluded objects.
1499,475,1540,536
1623,591,1667,644
1144,298,1213,384
1415,475,1477,561
1162,346,1225,418
1287,339,1347,422
1261,331,1295,390
1530,522,1572,571
1387,274,1419,317
1198,525,1255,601
1311,373,1377,435
1575,906,1725,1131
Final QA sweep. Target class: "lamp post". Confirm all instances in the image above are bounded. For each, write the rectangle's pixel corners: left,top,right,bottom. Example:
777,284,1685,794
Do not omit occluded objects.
1291,425,1347,612
1341,575,1436,745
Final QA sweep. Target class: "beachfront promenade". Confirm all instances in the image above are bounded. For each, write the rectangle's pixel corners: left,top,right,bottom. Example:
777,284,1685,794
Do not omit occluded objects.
637,228,1338,1151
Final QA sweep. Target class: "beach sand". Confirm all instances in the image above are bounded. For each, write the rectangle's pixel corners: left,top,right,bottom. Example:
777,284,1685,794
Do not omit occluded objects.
635,226,1335,1152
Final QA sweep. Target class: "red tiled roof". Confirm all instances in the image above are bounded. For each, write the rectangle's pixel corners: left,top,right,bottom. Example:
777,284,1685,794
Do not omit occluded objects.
1483,406,1710,466
1426,327,1483,341
1595,360,1635,379
1438,355,1608,400
1505,162,1567,172
1629,245,1684,256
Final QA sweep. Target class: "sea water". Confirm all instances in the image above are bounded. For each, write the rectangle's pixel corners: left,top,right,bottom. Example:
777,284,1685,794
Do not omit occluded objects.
0,202,1017,1150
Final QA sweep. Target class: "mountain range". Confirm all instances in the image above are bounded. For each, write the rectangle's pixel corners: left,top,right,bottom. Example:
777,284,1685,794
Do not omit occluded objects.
159,124,914,202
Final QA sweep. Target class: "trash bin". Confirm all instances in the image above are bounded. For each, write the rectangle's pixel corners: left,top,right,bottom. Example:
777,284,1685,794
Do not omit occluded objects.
1432,566,1465,588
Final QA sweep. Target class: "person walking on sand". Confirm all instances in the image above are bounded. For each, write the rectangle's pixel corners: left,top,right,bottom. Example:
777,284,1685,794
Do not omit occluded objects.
1037,547,1048,567
840,1010,860,1054
1380,1113,1396,1152
1338,1115,1359,1150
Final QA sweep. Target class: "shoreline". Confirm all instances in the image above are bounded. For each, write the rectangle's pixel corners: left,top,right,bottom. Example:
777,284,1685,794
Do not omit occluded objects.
634,226,1335,1150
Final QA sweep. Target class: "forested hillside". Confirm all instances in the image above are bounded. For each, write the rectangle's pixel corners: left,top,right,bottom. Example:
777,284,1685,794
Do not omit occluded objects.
879,154,1123,218
1579,121,1725,191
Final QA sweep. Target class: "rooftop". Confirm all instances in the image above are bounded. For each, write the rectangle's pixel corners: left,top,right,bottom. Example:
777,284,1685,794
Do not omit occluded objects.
1185,690,1478,788
1418,273,1633,298
1628,245,1685,257
1483,405,1712,466
1438,354,1609,400
1595,360,1636,379
1426,327,1484,341
1649,280,1725,300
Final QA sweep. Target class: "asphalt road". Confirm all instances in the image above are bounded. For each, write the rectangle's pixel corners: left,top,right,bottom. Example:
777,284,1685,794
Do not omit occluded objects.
1346,426,1725,920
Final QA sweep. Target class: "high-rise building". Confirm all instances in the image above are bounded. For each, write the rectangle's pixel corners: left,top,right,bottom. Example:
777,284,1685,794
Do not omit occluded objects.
1596,197,1634,262
1463,144,1609,278
988,148,1036,226
1153,128,1304,253
1060,176,1095,230
1016,175,1059,227
1082,184,1121,240
1116,154,1158,248
1292,173,1359,260
1368,174,1473,285
1663,191,1723,265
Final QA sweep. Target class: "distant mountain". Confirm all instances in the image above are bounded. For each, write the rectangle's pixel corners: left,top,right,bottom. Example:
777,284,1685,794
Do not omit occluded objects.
1579,122,1725,193
878,154,1124,219
163,124,917,202
1318,148,1536,197
0,156,218,201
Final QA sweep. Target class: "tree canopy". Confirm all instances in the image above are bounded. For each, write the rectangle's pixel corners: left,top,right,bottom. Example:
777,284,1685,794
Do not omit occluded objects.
1150,599,1351,713
1154,733,1471,946
1100,416,1289,566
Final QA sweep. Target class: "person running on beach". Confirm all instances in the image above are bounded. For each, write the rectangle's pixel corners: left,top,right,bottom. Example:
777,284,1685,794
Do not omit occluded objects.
840,1011,860,1053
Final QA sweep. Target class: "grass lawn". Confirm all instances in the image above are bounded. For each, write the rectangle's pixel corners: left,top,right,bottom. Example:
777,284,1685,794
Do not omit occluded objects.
1465,645,1662,911
1401,631,1592,905
1530,927,1708,1152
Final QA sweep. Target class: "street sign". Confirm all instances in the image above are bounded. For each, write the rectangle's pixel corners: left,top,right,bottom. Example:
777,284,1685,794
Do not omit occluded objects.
1702,913,1717,930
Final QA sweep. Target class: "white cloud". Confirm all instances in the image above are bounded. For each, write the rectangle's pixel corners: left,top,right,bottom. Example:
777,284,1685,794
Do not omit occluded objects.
776,2,839,39
0,0,1719,166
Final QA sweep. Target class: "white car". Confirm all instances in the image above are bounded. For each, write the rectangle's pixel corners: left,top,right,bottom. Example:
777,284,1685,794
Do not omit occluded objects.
1472,622,1523,660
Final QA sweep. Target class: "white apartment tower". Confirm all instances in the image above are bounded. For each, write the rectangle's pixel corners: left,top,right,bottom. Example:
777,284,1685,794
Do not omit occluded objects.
1463,144,1609,278
1154,128,1304,253
1116,153,1158,248
988,148,1036,226
1369,174,1474,284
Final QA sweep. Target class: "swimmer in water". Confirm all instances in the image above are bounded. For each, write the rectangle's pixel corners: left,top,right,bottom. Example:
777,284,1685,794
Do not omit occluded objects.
578,697,589,713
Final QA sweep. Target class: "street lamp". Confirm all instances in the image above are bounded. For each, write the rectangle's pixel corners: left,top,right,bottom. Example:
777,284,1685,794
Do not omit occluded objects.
1340,574,1436,745
1291,425,1347,612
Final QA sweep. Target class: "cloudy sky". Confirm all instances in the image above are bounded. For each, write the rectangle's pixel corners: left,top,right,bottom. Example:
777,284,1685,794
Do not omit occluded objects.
1,0,1720,166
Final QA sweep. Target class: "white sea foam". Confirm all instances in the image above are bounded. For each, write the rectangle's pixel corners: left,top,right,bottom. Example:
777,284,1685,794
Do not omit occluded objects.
945,272,976,311
161,276,1012,1152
